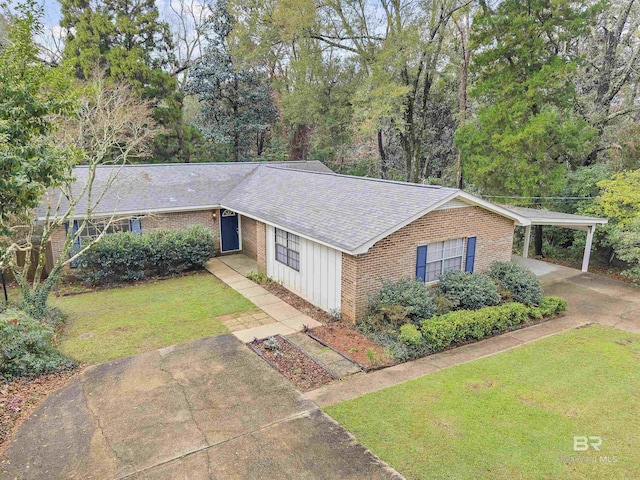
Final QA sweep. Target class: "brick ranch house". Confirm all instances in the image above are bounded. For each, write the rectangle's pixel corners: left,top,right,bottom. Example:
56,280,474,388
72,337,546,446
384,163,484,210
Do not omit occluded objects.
41,161,605,322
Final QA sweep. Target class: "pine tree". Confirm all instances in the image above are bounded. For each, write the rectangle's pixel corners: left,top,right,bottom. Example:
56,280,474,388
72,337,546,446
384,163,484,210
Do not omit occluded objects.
455,0,598,197
60,0,199,162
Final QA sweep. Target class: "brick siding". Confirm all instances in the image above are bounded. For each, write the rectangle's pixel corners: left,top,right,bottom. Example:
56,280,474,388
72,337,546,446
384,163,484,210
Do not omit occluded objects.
340,206,515,323
256,221,267,273
48,209,220,263
49,225,68,267
142,210,217,235
241,216,258,260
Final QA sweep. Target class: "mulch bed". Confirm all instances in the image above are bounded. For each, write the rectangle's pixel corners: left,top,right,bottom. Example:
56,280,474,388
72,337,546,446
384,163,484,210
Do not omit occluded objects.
257,281,336,324
0,369,78,450
249,335,335,391
308,324,394,370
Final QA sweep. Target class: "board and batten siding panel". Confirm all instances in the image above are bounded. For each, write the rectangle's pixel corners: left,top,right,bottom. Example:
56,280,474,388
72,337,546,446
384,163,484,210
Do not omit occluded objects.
265,224,342,312
434,198,469,210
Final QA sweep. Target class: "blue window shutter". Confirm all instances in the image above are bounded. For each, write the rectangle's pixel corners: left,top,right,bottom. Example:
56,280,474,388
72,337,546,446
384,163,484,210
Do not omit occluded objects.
416,245,428,282
465,236,476,273
130,218,142,234
69,220,81,268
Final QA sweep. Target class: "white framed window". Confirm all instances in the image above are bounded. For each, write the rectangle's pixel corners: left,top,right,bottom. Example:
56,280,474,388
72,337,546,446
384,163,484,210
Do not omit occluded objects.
78,219,132,244
275,228,300,271
424,238,464,282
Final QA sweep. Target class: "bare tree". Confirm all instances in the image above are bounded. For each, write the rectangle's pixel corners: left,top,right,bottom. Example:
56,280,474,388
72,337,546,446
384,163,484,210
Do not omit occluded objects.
165,0,214,86
576,0,640,165
310,0,472,182
1,78,160,317
452,4,474,188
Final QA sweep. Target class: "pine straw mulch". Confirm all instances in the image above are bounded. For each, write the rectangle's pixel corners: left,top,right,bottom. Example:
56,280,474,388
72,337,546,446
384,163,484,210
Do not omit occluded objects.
0,369,78,451
308,324,394,369
255,281,337,324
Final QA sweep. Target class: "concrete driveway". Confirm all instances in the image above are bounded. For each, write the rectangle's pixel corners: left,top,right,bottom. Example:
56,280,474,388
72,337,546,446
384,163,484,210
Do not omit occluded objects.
2,335,400,480
516,256,640,333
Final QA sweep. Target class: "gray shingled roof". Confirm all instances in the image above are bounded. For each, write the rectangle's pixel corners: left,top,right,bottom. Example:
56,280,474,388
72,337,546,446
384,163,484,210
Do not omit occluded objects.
499,205,608,225
40,161,540,253
223,166,458,252
37,161,332,218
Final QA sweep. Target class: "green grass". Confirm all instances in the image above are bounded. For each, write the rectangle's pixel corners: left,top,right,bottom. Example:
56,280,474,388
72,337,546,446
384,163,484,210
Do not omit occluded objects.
51,273,255,364
325,326,640,480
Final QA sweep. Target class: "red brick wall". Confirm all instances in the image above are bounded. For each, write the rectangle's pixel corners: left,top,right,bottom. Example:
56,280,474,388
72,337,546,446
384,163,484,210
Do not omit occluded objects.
341,206,515,323
143,210,217,234
49,210,220,261
241,216,258,260
256,221,267,273
49,225,68,266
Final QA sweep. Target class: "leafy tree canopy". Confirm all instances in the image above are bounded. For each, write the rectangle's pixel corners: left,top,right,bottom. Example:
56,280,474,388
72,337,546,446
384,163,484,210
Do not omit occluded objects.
455,0,599,196
60,0,202,163
0,1,78,232
186,0,277,161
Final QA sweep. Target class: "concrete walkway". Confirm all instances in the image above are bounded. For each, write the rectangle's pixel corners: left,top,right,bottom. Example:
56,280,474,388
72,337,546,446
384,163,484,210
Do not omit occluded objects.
2,335,400,479
206,257,321,342
306,261,640,407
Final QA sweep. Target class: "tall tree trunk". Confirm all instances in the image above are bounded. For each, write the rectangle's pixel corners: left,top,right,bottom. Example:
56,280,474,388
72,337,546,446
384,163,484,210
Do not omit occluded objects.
289,124,310,160
257,130,265,157
378,129,388,179
455,14,471,189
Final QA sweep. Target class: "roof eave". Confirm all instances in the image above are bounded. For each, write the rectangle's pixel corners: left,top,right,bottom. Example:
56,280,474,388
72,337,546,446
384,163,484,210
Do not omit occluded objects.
350,191,532,255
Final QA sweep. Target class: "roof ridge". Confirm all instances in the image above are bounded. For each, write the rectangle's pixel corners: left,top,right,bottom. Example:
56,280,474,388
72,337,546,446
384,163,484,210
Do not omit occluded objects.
72,160,324,169
218,164,265,204
262,165,458,191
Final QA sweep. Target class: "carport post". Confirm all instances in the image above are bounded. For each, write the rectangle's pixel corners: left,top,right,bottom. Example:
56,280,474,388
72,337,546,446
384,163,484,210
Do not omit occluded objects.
581,225,595,272
522,225,532,258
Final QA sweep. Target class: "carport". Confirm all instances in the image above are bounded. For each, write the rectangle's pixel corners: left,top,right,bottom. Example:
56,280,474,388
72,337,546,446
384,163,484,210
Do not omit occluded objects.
500,205,608,272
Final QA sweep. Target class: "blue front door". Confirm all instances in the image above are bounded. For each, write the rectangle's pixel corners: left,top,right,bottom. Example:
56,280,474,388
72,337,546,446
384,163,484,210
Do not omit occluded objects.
220,209,240,252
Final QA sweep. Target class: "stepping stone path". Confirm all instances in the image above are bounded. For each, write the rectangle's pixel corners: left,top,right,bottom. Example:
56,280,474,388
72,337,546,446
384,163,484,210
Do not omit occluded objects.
286,332,362,379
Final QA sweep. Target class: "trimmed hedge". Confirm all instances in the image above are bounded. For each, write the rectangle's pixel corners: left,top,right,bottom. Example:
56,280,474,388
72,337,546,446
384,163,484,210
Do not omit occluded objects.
398,324,423,346
0,309,75,380
529,296,567,319
437,271,501,310
76,226,216,285
420,303,530,351
487,261,543,306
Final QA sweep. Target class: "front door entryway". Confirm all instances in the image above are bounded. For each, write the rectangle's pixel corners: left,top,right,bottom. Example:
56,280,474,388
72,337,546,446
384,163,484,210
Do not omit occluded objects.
220,209,240,252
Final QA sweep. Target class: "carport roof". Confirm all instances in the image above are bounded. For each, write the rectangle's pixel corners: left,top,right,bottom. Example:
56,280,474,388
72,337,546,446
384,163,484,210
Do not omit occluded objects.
499,205,607,228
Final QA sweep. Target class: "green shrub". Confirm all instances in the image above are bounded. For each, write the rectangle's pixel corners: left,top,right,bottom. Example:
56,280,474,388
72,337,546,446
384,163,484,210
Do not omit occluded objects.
538,296,568,316
0,309,75,380
76,226,216,285
399,324,423,346
487,261,542,306
42,306,68,330
420,303,530,351
433,294,455,315
357,315,432,362
368,277,435,322
437,271,501,311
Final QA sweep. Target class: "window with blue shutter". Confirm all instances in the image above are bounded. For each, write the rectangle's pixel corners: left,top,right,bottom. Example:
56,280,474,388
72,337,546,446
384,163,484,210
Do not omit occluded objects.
416,245,427,282
417,238,466,282
129,218,142,234
465,236,476,273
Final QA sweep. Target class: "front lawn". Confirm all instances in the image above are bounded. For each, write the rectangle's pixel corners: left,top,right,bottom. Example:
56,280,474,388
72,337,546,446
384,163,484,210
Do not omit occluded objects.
52,273,256,364
325,326,640,479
